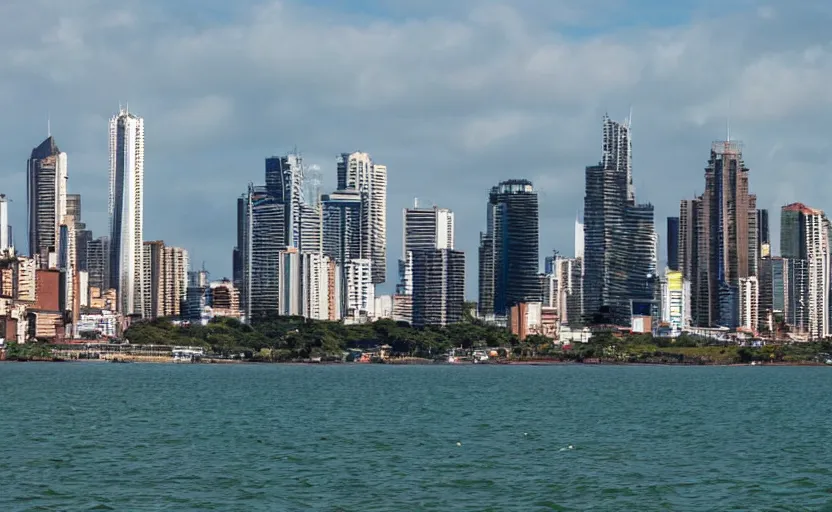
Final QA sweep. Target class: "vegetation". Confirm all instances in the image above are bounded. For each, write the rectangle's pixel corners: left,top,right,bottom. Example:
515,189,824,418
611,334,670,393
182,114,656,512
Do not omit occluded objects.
123,302,521,361
3,342,55,361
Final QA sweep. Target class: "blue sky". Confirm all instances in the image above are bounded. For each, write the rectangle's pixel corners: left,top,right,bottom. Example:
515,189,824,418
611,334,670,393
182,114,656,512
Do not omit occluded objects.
0,0,829,297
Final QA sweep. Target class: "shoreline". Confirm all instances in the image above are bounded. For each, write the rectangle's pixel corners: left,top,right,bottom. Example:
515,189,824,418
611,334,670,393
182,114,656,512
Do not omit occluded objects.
1,358,828,367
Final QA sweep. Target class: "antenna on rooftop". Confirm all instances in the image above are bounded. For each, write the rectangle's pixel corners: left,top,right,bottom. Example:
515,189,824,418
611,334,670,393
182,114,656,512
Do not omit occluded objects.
47,111,51,137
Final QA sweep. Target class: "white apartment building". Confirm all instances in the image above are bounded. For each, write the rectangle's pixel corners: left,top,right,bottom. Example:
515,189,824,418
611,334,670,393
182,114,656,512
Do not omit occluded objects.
108,108,145,316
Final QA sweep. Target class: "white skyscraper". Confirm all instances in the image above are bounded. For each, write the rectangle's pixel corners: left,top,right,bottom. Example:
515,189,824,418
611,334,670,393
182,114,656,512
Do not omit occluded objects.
574,214,584,259
108,107,145,316
337,152,387,284
0,194,10,252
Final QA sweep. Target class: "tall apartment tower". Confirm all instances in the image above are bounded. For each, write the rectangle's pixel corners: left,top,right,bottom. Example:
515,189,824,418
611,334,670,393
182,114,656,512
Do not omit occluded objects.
0,194,10,252
666,217,679,271
780,202,829,339
265,153,304,248
143,241,189,319
478,179,540,317
690,140,758,328
240,185,285,320
337,152,386,284
583,114,656,325
412,249,465,327
108,107,145,316
27,136,67,261
398,204,454,295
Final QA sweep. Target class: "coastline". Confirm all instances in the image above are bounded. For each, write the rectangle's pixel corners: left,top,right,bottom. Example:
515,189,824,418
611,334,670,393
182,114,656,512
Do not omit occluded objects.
2,357,827,367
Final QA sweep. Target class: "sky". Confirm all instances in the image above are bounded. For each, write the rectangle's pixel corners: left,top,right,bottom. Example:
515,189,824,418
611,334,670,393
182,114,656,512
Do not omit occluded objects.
1,0,830,298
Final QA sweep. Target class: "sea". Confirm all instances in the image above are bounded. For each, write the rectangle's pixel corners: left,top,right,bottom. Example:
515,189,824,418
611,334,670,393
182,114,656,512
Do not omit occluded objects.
1,363,831,511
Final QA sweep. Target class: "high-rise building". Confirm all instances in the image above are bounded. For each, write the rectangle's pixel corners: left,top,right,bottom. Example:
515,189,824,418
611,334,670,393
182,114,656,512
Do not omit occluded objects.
583,114,656,325
108,108,145,316
687,140,758,328
321,190,363,266
738,276,759,332
27,136,67,260
478,179,540,317
667,217,679,271
412,249,465,327
301,252,336,321
299,203,323,254
574,215,585,259
240,186,285,320
758,209,770,258
0,194,11,253
345,258,374,319
265,153,304,248
337,152,386,284
780,202,829,339
398,204,454,295
660,269,690,333
552,256,583,326
86,236,110,292
678,199,699,282
277,248,302,316
143,240,164,319
65,193,92,272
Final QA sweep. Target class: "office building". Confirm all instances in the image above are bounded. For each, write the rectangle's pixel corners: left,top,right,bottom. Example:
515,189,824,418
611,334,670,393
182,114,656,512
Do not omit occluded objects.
478,179,540,317
345,258,374,320
108,107,145,316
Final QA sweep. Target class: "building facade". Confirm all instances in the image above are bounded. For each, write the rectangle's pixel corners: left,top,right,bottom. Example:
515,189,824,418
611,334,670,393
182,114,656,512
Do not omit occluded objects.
583,114,656,325
27,136,67,260
108,108,145,316
780,203,829,340
478,179,540,318
337,152,386,284
412,249,465,327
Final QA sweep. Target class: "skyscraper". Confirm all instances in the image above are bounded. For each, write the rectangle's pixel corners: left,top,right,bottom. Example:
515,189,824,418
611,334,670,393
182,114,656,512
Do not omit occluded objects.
143,241,189,319
337,152,386,284
27,136,67,260
667,217,679,271
66,193,92,272
108,107,145,316
86,236,110,292
690,140,757,328
478,179,540,317
240,185,285,319
398,204,454,295
412,249,465,327
265,153,304,248
0,194,10,252
757,209,770,257
780,202,829,339
583,114,656,325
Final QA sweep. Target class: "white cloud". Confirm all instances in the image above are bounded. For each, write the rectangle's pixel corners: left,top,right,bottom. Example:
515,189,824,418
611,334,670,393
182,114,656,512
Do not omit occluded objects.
0,0,831,293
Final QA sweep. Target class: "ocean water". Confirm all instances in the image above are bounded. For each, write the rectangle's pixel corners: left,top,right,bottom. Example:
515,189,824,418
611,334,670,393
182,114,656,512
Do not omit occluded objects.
1,363,831,511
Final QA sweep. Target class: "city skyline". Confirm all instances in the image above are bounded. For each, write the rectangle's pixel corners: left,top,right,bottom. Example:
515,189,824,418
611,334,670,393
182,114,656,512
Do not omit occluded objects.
3,1,832,298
